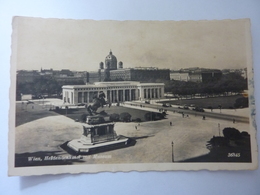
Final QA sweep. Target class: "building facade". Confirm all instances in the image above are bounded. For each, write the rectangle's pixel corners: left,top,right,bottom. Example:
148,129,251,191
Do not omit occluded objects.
62,81,164,105
87,50,170,83
170,71,190,81
170,67,222,83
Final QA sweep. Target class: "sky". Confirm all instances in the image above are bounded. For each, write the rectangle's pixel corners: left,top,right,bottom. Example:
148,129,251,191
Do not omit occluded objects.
14,17,250,72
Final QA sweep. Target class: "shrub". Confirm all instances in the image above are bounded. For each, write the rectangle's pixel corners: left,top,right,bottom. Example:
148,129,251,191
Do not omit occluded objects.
234,97,248,108
119,112,131,122
110,113,120,122
144,112,164,121
223,127,241,140
241,131,250,137
207,136,229,149
135,118,142,122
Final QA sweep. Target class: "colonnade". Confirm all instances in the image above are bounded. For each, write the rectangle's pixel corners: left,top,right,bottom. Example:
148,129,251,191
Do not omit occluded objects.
74,89,138,104
62,83,164,105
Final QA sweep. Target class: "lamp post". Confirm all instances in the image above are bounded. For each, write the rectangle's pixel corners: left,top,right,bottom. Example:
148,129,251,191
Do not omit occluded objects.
171,141,174,162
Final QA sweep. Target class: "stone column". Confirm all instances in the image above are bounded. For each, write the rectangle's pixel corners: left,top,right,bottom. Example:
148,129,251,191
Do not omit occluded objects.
72,91,76,104
141,88,144,100
103,90,107,102
82,92,84,103
109,90,112,103
116,90,119,102
111,90,114,102
161,87,164,98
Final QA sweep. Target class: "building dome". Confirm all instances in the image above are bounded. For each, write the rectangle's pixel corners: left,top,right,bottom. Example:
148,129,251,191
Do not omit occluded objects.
105,50,117,70
118,61,123,69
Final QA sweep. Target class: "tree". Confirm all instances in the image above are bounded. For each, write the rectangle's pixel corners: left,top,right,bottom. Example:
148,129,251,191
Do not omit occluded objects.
110,113,120,122
119,112,131,122
223,127,241,140
234,97,248,108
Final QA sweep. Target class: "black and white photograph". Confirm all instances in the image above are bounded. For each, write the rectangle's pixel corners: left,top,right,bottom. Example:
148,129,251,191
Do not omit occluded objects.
9,17,258,176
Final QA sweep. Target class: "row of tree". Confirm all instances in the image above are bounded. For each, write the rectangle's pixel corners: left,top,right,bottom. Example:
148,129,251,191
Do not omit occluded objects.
16,76,85,100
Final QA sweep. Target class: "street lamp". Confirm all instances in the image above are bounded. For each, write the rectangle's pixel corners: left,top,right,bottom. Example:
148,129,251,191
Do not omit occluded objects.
218,123,220,136
171,141,174,162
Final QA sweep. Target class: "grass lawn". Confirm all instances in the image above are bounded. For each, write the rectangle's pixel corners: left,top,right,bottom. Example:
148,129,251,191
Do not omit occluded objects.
15,100,163,127
161,95,246,109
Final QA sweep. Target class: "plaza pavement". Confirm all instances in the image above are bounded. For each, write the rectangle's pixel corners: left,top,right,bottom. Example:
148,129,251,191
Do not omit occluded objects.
15,98,251,164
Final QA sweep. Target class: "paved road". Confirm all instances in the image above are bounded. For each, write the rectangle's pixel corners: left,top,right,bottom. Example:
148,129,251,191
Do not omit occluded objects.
124,102,249,123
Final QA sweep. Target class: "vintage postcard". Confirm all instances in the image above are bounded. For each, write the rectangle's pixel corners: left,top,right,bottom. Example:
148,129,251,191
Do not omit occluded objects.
9,17,258,176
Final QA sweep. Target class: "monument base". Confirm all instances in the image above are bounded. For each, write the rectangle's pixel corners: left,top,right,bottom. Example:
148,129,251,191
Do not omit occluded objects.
67,136,130,154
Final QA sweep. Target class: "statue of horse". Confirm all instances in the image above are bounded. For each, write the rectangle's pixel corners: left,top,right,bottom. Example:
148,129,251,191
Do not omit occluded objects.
87,91,107,116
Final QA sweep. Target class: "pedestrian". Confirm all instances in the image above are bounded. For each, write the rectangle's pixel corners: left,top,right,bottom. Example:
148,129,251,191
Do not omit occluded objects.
182,113,184,118
170,122,172,126
135,126,137,130
202,116,206,120
233,118,236,123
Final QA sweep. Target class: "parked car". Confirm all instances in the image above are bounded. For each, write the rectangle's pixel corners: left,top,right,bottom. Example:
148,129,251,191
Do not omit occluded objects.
162,103,171,107
192,107,205,112
178,105,189,109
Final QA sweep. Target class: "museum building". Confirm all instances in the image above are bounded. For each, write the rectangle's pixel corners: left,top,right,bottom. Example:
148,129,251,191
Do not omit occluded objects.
87,50,170,83
62,81,165,105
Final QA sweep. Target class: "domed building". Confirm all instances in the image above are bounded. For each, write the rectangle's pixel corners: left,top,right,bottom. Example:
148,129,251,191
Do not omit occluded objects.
87,50,170,83
105,50,117,70
63,50,167,104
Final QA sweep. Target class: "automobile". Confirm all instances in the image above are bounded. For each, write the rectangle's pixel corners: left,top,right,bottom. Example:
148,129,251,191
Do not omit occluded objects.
178,105,189,109
192,107,205,112
26,100,34,104
162,103,171,107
